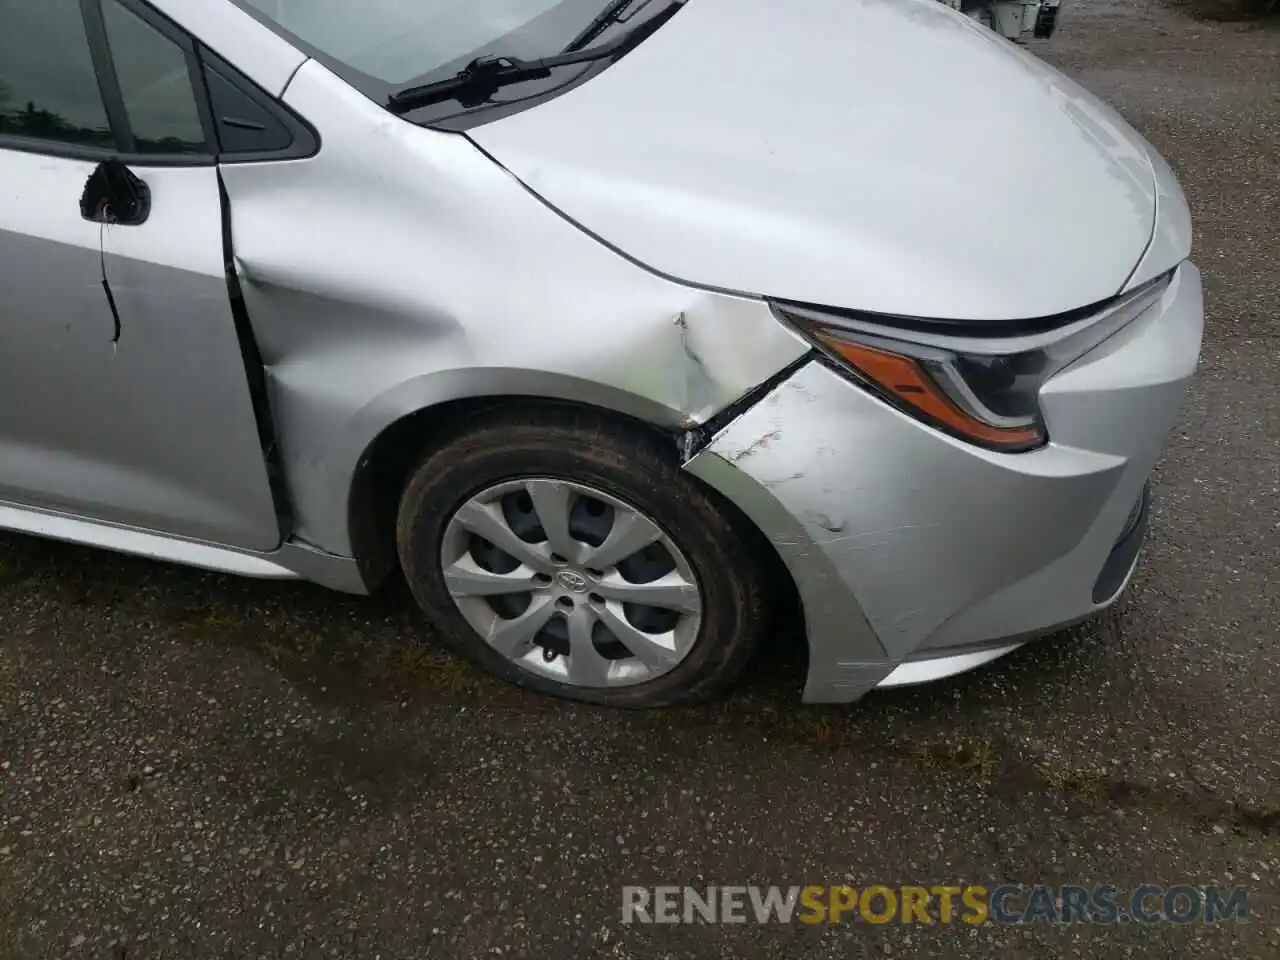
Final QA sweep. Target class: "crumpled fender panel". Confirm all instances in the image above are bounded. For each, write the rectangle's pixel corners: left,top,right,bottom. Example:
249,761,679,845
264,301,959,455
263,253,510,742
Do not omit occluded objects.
217,60,807,557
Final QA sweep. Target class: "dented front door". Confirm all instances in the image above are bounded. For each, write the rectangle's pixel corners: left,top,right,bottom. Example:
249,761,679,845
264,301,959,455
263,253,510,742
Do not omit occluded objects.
0,149,281,551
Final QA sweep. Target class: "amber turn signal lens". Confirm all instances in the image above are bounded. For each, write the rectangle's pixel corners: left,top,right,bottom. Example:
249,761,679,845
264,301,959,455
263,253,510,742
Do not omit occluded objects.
815,335,1045,450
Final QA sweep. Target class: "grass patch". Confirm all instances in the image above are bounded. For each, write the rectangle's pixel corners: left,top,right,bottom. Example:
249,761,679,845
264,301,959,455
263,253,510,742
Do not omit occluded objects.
908,737,1002,779
199,607,245,634
374,642,488,696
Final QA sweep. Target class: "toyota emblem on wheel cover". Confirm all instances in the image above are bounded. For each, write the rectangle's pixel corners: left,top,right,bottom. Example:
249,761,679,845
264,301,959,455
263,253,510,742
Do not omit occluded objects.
556,570,590,593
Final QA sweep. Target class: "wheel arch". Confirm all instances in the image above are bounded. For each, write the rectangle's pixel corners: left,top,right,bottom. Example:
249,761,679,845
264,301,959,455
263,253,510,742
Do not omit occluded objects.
338,369,806,684
341,374,800,640
340,369,692,591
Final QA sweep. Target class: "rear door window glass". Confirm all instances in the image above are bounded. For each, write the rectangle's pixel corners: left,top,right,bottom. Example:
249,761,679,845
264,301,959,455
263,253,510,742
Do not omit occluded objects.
0,0,114,149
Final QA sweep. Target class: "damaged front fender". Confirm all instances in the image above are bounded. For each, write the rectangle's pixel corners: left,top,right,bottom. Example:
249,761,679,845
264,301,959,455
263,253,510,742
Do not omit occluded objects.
217,60,807,557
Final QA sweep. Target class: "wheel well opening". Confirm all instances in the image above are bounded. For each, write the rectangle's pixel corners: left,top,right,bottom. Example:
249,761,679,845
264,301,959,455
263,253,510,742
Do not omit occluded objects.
346,396,681,591
346,395,807,670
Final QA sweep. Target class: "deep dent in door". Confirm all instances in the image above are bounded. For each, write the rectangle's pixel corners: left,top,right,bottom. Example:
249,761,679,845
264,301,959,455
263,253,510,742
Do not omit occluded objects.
215,170,293,543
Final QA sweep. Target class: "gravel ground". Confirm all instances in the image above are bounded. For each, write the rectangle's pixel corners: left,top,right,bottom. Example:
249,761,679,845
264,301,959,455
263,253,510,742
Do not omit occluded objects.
1,3,1277,957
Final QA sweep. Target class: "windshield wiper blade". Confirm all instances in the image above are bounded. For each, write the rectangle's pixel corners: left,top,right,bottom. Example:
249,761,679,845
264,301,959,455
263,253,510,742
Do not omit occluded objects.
562,0,656,54
386,0,679,114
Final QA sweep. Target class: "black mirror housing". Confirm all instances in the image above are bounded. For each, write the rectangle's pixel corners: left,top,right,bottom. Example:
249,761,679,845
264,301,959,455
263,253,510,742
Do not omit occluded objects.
80,158,151,226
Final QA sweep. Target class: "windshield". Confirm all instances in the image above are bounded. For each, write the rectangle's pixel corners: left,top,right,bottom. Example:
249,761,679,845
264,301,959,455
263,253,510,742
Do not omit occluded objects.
239,0,614,86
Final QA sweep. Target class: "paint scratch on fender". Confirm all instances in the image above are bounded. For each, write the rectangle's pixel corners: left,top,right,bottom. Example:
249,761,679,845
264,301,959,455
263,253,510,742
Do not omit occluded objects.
728,430,782,463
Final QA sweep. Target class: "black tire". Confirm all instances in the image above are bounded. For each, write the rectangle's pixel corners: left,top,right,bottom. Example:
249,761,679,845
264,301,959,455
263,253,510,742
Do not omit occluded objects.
395,406,769,708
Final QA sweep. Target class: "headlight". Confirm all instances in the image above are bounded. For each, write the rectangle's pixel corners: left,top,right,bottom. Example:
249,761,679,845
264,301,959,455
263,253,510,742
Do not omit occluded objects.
775,273,1173,453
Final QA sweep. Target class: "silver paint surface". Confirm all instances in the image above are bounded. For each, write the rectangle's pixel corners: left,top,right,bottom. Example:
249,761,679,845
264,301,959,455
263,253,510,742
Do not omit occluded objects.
0,153,279,551
221,59,807,555
689,264,1203,702
1123,139,1195,292
470,0,1166,321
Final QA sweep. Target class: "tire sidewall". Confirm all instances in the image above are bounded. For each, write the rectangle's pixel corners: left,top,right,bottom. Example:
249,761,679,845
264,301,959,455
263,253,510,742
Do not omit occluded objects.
396,420,762,707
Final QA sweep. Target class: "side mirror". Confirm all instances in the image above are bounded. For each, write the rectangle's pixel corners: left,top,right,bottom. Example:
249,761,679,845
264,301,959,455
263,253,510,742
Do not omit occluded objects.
80,158,151,226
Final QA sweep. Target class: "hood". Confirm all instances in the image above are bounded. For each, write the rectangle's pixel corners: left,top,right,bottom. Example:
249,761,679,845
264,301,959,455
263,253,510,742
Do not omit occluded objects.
468,0,1162,323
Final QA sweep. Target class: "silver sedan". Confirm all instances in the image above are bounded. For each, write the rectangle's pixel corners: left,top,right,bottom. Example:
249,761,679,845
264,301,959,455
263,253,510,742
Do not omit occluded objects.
0,0,1203,706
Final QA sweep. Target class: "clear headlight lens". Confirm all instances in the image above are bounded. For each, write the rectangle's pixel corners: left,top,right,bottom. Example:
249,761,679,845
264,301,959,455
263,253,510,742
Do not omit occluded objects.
776,274,1173,453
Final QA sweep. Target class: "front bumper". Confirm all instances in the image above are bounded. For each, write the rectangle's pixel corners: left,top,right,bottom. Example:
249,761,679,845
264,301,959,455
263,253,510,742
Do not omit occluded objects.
684,263,1204,703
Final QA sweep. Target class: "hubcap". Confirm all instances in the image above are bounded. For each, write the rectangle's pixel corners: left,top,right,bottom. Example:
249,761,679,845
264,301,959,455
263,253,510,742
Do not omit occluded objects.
439,478,703,689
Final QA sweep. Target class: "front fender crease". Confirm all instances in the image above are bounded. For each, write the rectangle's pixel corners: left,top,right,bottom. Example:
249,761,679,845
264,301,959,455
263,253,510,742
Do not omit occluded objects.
217,60,807,558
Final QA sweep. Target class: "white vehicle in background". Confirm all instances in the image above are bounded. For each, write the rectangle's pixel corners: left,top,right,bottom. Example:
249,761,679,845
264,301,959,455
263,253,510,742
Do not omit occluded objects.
941,0,1064,40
